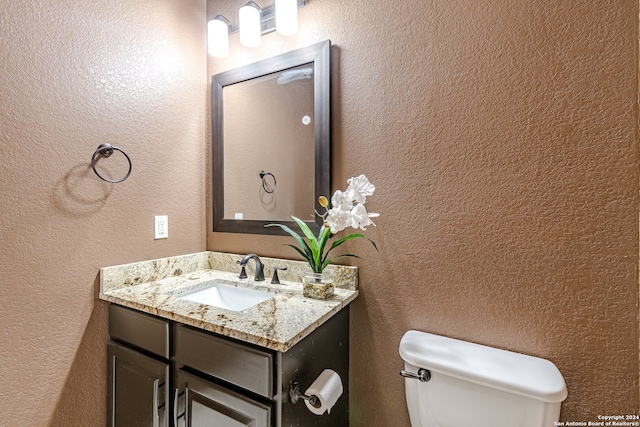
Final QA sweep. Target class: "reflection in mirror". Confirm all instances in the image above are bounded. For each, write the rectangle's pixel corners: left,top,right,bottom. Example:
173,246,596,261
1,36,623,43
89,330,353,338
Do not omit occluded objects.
212,40,331,235
223,63,315,221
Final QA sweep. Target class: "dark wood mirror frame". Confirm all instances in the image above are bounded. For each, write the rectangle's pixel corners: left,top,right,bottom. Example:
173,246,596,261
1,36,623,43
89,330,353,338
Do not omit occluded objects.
212,40,331,235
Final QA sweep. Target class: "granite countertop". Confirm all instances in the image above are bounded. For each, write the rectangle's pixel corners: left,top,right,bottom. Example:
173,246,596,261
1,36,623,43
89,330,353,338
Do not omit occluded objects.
99,251,358,352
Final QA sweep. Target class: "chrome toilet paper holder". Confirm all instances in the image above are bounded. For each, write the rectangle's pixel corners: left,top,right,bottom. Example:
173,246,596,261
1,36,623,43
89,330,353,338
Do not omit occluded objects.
289,381,319,407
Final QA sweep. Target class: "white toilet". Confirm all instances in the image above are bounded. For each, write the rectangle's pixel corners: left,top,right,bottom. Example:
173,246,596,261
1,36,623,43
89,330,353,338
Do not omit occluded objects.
399,330,567,427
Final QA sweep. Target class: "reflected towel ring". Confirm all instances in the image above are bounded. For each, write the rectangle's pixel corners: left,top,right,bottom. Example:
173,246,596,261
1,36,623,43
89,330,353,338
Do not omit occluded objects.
91,143,132,183
259,170,276,194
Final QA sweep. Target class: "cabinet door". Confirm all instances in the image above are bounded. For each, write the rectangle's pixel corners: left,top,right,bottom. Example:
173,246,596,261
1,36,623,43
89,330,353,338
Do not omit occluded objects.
108,341,170,427
174,370,272,427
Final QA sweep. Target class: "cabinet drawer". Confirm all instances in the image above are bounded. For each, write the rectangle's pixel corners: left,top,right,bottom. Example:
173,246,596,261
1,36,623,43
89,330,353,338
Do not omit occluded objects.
177,370,272,427
175,325,273,398
109,304,170,358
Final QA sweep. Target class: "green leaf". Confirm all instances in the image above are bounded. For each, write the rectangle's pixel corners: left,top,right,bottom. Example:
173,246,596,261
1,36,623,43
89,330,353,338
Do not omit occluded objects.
315,226,332,268
292,216,328,269
321,253,362,272
265,223,314,263
291,216,317,243
331,233,378,252
322,233,377,266
284,244,311,264
291,216,319,253
333,253,362,260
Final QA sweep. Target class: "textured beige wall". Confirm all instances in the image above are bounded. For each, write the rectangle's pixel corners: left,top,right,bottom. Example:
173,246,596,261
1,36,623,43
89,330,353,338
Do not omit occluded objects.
0,0,207,425
207,0,639,424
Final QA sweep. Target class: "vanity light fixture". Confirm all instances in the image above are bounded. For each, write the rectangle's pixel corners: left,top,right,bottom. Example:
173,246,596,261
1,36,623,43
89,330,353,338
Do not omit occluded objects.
208,16,231,58
239,2,262,47
207,0,305,57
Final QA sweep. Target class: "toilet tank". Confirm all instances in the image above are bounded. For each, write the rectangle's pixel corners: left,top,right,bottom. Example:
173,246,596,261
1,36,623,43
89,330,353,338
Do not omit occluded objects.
399,331,567,427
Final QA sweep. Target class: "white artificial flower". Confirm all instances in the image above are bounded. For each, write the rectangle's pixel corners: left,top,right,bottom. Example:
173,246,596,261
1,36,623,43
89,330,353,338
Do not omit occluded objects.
325,175,379,234
326,202,379,233
326,207,350,233
349,203,378,230
331,190,352,212
345,175,375,204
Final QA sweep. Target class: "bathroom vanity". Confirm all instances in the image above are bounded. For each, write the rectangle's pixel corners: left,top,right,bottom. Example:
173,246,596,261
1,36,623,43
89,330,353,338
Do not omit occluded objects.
100,252,358,427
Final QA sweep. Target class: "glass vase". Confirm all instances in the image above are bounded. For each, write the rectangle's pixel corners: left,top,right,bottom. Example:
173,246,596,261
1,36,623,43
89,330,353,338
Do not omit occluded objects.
302,270,334,300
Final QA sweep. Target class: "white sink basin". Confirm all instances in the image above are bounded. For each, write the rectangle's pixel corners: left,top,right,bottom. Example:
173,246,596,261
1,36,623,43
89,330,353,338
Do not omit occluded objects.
172,281,275,312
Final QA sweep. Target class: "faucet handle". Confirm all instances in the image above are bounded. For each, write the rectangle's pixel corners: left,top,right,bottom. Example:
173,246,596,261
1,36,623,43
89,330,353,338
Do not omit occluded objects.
236,260,248,279
271,267,288,284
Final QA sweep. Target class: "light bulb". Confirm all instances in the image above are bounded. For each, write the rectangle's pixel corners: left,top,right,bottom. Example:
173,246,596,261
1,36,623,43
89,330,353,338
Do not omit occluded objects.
239,2,261,48
275,0,298,36
207,17,229,58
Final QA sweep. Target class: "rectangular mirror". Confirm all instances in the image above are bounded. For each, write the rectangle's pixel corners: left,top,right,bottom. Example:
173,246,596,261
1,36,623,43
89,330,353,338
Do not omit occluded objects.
212,40,331,235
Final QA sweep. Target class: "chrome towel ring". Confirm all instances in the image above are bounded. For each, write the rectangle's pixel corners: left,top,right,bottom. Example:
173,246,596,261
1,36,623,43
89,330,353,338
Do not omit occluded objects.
91,143,132,183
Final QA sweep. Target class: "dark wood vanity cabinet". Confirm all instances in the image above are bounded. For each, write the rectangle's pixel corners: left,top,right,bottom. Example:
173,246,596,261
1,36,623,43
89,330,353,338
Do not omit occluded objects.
107,305,172,427
107,304,349,427
107,342,170,427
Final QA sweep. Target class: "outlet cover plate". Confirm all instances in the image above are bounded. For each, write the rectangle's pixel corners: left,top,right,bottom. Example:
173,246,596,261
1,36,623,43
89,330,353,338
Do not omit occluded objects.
155,215,168,239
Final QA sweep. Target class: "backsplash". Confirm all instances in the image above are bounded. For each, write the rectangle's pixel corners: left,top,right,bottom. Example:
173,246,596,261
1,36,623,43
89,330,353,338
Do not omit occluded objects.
101,251,358,292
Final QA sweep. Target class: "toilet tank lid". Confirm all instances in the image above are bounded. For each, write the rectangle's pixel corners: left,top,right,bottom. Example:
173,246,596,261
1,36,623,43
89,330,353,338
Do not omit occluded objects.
399,330,567,403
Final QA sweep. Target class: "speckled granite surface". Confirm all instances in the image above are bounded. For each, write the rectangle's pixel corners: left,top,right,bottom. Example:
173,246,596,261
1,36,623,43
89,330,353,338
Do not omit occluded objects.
100,252,358,352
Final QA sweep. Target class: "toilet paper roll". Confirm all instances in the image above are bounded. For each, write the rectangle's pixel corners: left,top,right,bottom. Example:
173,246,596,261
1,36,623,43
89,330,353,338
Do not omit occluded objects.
304,369,343,415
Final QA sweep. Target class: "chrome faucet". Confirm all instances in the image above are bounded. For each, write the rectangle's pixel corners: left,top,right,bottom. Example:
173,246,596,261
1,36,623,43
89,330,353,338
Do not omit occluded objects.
238,254,265,281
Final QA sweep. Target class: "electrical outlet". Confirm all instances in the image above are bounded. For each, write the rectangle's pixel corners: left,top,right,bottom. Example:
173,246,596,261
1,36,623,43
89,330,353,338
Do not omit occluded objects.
155,215,168,239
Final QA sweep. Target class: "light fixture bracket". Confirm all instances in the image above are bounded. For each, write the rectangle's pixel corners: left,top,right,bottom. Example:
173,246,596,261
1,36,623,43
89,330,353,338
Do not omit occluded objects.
227,0,305,35
213,15,232,27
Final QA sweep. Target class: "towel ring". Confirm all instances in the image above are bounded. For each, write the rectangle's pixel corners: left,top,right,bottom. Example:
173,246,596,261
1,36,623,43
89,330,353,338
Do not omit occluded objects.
259,170,276,194
91,143,132,183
